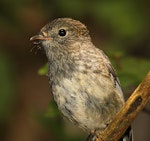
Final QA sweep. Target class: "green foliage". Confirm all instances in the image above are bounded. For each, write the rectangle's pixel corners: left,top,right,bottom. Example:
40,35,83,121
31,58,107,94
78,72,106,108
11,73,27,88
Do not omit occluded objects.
45,101,61,118
118,57,150,87
106,49,150,95
38,63,48,75
0,51,16,123
57,0,86,16
119,57,149,87
92,1,145,38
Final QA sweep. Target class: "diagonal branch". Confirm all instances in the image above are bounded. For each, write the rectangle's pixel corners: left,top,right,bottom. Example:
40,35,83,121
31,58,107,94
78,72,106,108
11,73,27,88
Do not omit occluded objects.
96,71,150,141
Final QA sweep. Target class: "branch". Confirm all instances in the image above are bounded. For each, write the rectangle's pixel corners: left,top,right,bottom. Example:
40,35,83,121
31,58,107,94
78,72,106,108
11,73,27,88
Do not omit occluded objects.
96,71,150,141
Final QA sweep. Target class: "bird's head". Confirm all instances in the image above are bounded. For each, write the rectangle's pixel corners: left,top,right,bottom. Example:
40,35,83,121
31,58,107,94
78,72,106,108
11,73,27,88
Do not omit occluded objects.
30,18,91,58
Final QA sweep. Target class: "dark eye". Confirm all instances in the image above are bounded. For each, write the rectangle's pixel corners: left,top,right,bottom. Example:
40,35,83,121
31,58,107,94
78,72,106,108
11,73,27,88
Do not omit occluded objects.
58,29,66,36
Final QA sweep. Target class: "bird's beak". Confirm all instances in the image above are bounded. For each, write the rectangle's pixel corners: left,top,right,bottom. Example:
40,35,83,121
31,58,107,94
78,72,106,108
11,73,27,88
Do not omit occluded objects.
30,35,44,41
30,32,52,41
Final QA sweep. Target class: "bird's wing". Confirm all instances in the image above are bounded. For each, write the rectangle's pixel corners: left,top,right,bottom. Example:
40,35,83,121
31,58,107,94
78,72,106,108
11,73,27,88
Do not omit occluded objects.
106,63,124,99
98,49,124,99
99,50,134,141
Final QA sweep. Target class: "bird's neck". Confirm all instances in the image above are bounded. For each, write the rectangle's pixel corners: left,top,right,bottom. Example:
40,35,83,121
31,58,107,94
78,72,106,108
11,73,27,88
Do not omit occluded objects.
46,40,93,84
46,48,76,85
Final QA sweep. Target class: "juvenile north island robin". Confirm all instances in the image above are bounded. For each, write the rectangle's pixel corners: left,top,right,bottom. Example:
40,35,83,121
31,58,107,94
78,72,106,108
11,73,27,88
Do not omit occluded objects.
30,18,132,141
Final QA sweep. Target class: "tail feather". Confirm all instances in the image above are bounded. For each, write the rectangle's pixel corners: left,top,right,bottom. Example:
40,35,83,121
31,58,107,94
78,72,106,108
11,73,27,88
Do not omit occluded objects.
86,126,133,141
119,126,133,141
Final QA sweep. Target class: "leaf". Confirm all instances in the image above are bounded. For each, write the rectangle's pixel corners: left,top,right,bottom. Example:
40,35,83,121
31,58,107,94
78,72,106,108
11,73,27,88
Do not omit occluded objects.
38,63,48,75
45,101,61,118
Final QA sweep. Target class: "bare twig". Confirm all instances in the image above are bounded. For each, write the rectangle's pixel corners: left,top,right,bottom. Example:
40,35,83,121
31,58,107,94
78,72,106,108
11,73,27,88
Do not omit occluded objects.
96,71,150,141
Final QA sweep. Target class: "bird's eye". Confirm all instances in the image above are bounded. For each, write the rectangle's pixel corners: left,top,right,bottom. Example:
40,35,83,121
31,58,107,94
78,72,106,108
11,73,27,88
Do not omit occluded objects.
58,29,66,36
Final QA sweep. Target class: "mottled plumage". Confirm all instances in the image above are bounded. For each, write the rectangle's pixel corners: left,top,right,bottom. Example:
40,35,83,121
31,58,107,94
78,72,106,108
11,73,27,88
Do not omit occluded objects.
30,18,132,141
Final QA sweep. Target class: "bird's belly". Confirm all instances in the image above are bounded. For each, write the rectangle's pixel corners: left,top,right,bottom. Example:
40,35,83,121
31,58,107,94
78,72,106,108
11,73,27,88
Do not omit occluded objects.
52,85,106,130
51,72,124,131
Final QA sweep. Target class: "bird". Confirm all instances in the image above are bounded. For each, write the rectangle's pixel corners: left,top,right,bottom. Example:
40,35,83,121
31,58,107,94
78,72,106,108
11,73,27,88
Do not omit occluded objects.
30,18,133,141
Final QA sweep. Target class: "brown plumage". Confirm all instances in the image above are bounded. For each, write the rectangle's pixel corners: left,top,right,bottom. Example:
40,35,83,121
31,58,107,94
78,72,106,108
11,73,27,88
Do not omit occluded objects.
30,18,132,141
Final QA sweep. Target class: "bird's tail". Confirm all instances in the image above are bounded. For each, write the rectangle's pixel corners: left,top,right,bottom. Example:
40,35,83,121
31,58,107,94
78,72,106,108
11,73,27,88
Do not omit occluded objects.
120,126,133,141
86,126,133,141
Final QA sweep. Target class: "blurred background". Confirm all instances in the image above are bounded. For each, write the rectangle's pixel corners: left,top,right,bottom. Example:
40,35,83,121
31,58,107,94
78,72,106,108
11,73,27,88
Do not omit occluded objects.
0,0,150,141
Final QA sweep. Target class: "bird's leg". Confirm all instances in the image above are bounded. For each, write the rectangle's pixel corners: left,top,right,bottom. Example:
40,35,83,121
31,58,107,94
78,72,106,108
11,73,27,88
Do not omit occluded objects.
86,130,103,141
